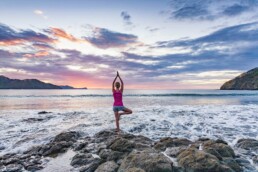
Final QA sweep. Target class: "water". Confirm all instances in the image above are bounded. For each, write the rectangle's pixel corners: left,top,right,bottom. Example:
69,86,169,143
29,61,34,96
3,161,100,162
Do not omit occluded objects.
0,89,257,170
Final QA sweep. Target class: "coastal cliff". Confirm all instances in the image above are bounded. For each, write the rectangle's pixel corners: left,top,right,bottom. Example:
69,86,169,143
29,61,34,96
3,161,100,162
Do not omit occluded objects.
220,68,258,90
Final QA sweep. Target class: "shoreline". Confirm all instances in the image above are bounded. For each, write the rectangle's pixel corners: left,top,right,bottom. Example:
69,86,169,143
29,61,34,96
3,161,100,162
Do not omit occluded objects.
0,129,257,172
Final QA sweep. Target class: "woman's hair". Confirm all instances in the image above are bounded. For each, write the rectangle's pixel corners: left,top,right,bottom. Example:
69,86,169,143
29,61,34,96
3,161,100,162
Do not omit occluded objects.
115,82,120,88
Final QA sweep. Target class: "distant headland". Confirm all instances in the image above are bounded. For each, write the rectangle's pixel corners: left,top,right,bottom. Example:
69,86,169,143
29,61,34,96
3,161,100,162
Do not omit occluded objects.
0,75,87,89
220,67,258,90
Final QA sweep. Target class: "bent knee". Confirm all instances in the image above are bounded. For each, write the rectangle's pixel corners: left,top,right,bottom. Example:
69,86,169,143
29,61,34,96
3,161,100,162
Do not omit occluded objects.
130,110,133,114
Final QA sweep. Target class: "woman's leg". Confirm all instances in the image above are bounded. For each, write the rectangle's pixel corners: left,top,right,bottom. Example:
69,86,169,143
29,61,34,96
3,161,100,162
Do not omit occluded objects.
119,107,133,116
114,111,120,131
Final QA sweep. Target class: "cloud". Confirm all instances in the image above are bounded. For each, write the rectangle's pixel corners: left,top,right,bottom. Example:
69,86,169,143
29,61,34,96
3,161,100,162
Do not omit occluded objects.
168,0,258,20
156,21,258,55
0,23,54,46
223,4,249,16
145,27,160,32
121,11,133,25
32,43,53,50
1,21,258,88
172,6,209,20
23,51,50,58
34,9,48,19
84,27,138,49
45,27,81,42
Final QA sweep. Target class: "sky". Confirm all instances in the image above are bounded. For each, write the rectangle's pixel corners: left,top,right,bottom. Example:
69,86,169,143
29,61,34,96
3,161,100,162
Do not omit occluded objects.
0,0,258,89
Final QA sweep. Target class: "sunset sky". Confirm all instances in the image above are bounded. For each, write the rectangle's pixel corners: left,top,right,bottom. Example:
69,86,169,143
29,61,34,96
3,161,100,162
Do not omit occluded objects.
0,0,258,89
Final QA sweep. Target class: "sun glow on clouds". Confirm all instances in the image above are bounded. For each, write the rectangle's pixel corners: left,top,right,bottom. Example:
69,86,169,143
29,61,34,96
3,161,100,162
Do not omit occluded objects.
1,0,258,89
66,65,98,73
127,45,192,57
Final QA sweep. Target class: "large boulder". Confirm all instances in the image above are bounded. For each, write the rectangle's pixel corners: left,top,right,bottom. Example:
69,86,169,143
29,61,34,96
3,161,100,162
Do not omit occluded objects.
177,147,234,172
95,161,119,172
108,137,135,152
154,137,192,151
203,140,235,158
118,149,173,172
98,149,125,162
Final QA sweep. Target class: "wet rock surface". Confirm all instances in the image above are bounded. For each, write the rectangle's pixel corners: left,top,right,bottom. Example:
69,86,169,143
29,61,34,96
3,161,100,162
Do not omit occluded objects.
0,129,257,172
236,139,258,151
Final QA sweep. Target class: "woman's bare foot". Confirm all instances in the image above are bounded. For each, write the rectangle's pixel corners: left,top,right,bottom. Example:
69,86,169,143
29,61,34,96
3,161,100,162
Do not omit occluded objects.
115,128,121,135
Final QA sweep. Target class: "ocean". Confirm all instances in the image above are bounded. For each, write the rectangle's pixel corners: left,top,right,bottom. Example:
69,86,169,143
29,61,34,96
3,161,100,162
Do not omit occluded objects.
0,89,257,164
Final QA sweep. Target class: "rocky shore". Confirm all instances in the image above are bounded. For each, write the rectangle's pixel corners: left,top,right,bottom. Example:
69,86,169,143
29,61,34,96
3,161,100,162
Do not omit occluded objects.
0,129,257,172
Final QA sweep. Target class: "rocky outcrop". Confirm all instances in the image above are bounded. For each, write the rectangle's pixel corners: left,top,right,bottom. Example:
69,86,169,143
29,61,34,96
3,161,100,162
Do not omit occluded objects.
0,129,257,172
220,67,258,90
0,75,84,89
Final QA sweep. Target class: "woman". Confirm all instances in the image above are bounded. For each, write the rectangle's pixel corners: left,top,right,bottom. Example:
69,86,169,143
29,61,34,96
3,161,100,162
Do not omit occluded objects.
112,71,132,132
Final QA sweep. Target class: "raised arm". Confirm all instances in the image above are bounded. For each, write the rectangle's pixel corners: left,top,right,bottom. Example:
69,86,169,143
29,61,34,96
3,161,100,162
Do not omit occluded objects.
112,74,118,92
117,72,124,93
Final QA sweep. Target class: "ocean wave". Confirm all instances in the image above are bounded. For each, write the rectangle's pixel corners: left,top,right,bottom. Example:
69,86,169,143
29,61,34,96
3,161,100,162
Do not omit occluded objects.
0,93,258,98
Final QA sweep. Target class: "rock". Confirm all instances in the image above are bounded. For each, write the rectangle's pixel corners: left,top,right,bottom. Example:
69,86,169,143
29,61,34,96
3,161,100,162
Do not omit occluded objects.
154,137,192,151
1,154,16,160
23,118,45,123
98,149,125,162
164,147,186,157
53,131,80,143
223,157,243,172
177,147,234,172
125,168,145,172
4,163,23,172
118,149,173,172
203,140,235,158
78,158,103,172
108,137,135,152
215,139,228,145
220,67,258,90
24,146,42,155
2,157,20,165
71,153,94,167
38,111,51,114
42,141,72,156
95,161,119,172
26,164,43,171
203,147,223,160
235,138,258,151
73,140,89,151
94,130,118,143
198,138,210,142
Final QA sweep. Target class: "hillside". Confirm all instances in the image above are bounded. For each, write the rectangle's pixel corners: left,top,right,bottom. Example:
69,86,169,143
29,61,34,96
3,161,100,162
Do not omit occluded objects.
220,67,258,90
0,75,62,89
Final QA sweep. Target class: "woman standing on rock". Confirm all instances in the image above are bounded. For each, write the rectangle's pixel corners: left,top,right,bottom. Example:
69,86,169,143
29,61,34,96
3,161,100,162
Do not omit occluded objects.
112,71,133,132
